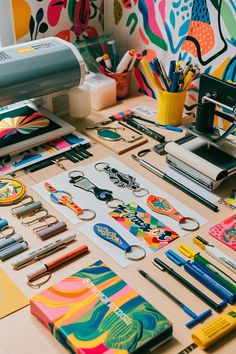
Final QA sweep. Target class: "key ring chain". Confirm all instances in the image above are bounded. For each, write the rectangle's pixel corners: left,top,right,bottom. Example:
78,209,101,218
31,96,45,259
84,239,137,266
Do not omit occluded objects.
44,182,96,221
147,195,200,231
94,162,149,198
27,271,51,289
68,170,124,208
94,223,146,261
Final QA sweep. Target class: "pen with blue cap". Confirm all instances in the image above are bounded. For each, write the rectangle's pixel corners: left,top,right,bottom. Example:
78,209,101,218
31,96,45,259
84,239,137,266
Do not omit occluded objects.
165,249,236,304
178,244,236,294
153,257,226,312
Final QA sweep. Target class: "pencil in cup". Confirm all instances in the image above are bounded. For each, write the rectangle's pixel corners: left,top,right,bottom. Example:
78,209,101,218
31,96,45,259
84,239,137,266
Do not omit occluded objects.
157,88,187,126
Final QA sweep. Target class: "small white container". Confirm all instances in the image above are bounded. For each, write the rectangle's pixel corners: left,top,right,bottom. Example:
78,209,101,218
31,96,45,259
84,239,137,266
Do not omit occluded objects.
85,73,116,110
68,84,91,118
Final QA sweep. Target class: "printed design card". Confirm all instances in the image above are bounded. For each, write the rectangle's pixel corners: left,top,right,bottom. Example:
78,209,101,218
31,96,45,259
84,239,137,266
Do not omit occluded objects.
209,214,236,251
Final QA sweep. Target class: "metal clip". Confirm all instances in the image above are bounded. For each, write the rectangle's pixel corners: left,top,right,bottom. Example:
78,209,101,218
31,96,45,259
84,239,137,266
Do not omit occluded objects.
0,226,16,239
20,209,49,226
27,271,52,289
33,215,58,233
11,195,34,216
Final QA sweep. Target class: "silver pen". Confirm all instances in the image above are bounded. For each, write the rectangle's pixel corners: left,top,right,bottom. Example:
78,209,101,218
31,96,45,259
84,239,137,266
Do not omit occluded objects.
11,231,76,270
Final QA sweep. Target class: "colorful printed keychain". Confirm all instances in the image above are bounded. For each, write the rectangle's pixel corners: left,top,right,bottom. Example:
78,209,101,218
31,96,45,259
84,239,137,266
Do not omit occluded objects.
109,202,179,251
68,170,124,208
44,182,96,220
93,223,146,260
0,178,26,205
94,162,149,197
147,195,199,231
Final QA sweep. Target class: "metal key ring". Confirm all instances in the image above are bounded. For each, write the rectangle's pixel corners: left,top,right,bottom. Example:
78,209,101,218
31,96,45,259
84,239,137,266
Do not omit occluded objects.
133,188,149,198
125,245,146,261
178,217,200,231
94,162,109,171
68,170,84,179
0,226,15,239
77,208,96,221
27,272,51,289
106,198,125,209
51,190,72,202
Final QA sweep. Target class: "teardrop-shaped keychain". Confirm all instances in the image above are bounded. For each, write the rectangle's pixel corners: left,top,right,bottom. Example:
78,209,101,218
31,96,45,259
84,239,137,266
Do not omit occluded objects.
147,195,199,231
93,223,146,261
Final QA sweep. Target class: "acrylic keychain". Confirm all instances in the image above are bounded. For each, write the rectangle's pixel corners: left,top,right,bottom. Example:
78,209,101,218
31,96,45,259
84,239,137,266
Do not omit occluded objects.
0,178,26,206
93,223,146,261
44,182,96,220
147,195,200,231
68,170,124,208
0,218,15,239
94,162,149,197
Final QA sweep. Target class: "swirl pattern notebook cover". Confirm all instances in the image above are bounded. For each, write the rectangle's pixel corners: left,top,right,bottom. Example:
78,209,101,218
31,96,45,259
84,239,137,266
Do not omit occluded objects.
30,260,173,354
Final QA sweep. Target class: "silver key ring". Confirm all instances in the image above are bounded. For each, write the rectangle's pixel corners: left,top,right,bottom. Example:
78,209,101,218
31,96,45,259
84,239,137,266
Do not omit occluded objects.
94,162,109,171
178,217,200,231
77,209,96,221
68,170,84,179
125,245,146,261
133,188,149,198
106,198,125,209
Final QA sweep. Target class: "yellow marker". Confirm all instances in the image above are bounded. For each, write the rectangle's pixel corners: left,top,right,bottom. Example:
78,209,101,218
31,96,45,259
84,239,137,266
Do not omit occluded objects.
175,60,183,70
182,71,194,90
141,59,160,89
178,244,196,259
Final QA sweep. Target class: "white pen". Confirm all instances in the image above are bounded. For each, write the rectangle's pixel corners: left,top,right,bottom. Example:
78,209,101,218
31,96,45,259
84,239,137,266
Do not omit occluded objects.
116,49,135,73
194,236,236,274
11,231,76,270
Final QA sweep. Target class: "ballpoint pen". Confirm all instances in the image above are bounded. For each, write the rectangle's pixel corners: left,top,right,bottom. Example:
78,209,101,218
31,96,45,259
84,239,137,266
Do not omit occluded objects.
193,236,236,274
131,155,219,212
137,268,211,328
126,118,165,142
130,113,183,132
178,243,236,294
152,258,226,312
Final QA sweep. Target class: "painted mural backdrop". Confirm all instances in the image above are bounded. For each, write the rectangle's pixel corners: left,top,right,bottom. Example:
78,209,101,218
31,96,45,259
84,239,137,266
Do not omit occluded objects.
12,0,104,43
112,0,236,113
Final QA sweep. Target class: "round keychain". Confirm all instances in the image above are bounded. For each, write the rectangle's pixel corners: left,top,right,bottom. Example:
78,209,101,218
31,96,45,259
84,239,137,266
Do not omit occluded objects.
94,162,149,197
147,195,200,231
44,182,96,220
68,170,124,208
93,223,146,261
0,178,26,206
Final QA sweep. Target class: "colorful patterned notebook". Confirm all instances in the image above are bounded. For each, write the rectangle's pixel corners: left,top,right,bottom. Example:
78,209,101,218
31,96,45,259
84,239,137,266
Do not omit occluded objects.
209,214,236,251
30,260,173,354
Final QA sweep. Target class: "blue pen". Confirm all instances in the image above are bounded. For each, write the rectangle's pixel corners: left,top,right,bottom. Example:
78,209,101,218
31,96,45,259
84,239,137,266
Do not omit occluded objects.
165,250,235,304
168,60,176,81
170,71,180,92
130,113,183,132
107,40,119,71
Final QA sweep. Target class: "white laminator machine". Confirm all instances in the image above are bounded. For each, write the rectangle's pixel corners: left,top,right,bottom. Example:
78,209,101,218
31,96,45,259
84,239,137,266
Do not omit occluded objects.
0,37,86,158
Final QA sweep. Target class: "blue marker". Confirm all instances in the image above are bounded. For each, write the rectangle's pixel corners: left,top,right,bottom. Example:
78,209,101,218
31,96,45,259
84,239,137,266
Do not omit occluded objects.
168,60,176,81
170,71,180,92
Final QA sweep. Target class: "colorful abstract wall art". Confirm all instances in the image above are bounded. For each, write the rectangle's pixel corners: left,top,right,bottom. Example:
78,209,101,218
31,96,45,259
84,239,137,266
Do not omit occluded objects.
12,0,104,43
110,0,236,113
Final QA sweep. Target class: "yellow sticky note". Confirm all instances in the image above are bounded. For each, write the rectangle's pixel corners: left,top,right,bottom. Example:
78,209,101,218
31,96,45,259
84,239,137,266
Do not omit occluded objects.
0,268,29,318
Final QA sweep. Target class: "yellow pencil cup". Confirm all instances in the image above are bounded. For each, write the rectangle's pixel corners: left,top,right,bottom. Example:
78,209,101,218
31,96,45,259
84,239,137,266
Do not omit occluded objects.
157,88,187,126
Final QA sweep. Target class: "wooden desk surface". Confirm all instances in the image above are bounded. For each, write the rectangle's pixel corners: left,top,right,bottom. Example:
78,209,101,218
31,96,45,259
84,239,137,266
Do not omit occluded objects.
0,96,235,354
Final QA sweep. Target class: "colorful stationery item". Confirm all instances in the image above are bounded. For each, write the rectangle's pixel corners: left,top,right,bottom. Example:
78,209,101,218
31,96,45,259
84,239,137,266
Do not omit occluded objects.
0,268,28,319
147,195,200,231
209,214,236,251
109,202,179,251
12,232,76,270
0,239,28,261
138,268,211,328
27,244,89,288
44,182,96,221
192,306,236,350
166,250,235,304
153,258,226,313
30,260,173,354
95,162,149,197
0,218,15,239
11,195,45,219
219,189,236,209
178,244,236,294
193,236,236,274
0,177,26,205
68,170,124,208
93,223,146,261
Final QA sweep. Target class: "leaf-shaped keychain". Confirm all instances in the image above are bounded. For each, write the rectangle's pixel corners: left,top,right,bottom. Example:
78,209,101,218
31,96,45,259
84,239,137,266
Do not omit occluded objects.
147,195,199,231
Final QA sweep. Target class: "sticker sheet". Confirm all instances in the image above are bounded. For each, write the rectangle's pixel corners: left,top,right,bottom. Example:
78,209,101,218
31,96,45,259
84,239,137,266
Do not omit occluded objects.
209,214,236,251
